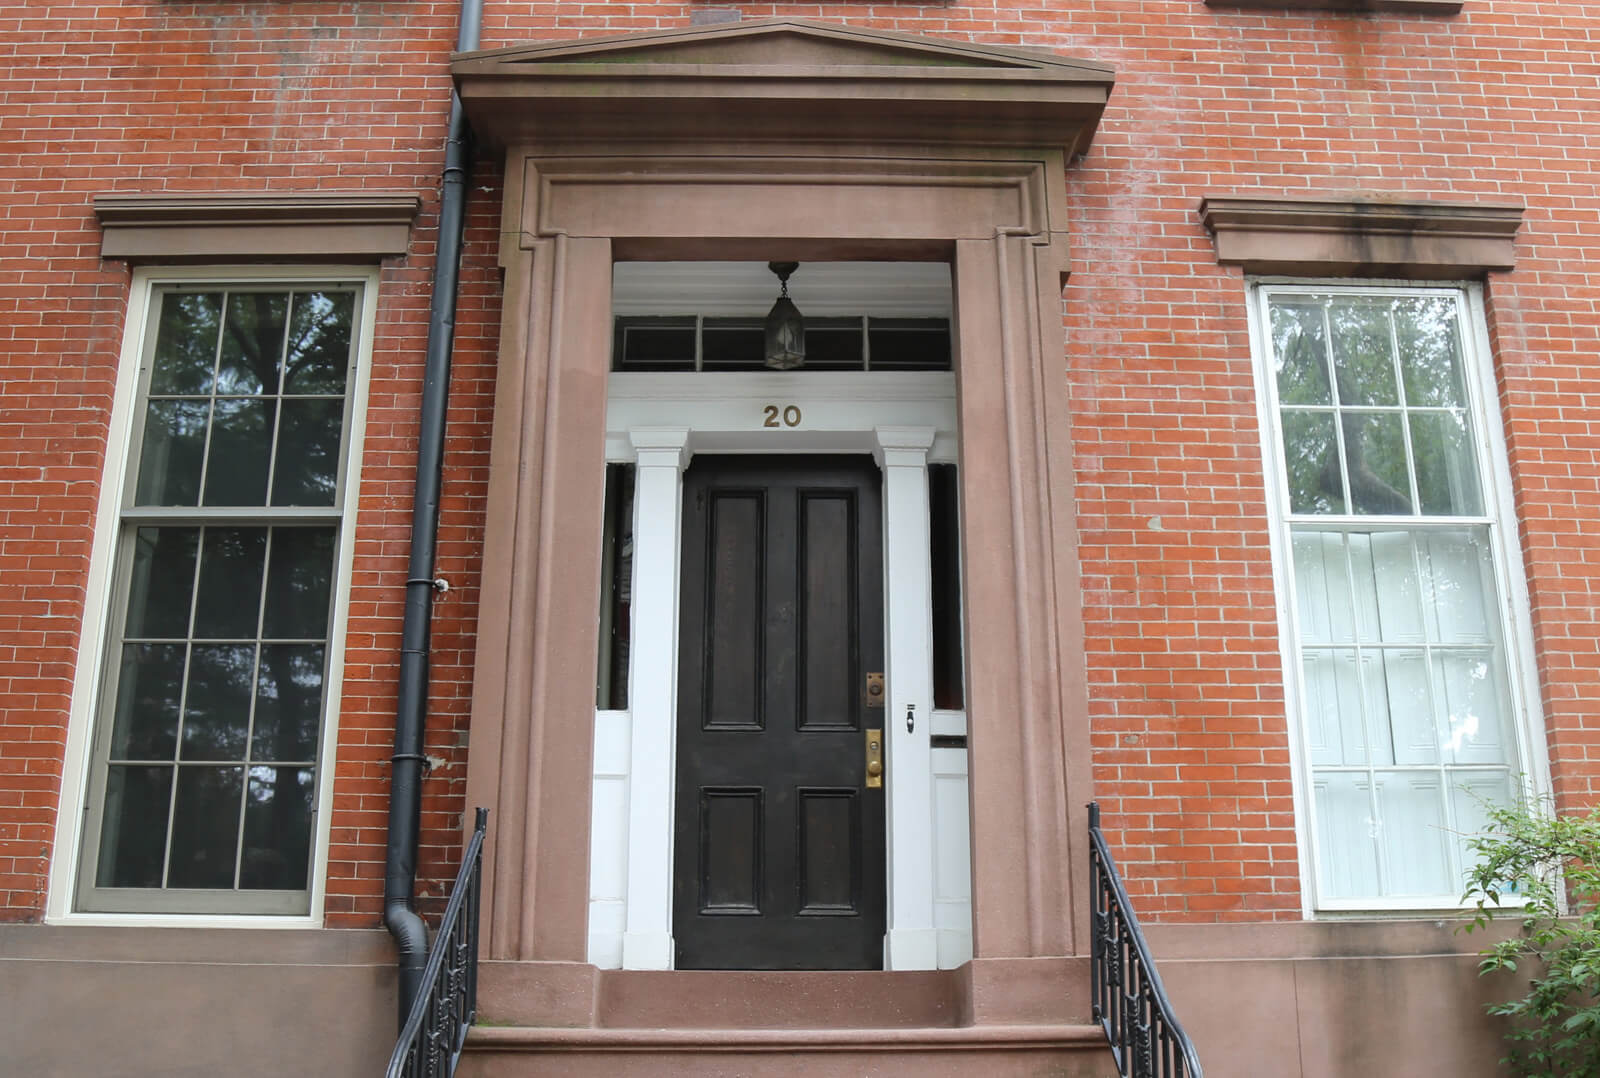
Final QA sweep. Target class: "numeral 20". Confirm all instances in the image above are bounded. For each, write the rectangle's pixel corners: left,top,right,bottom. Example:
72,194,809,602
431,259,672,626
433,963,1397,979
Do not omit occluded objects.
762,404,803,428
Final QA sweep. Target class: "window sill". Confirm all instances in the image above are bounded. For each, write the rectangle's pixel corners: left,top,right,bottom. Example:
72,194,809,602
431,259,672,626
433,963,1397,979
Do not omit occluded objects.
45,910,322,930
1314,896,1528,917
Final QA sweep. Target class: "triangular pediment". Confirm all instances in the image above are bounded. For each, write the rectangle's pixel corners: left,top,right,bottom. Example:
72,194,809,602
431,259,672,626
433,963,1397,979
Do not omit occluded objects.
455,18,1112,79
454,18,1114,150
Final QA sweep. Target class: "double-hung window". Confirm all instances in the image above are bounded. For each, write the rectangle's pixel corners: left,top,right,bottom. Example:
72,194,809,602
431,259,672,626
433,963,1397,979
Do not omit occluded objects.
77,274,369,915
1253,283,1537,909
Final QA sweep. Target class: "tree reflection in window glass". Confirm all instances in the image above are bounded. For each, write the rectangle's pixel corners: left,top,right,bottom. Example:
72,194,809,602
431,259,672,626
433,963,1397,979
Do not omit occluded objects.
216,292,288,395
1329,300,1400,406
89,283,355,909
97,521,332,895
1280,412,1345,514
1267,287,1519,905
1413,411,1482,516
149,293,222,396
133,288,353,512
1394,297,1468,408
283,292,353,395
1273,292,1480,521
242,766,314,890
1342,411,1411,515
1270,302,1333,406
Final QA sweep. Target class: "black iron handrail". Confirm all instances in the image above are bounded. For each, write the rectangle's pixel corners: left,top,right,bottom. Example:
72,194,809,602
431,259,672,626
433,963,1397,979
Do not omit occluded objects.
385,808,488,1078
1089,802,1203,1078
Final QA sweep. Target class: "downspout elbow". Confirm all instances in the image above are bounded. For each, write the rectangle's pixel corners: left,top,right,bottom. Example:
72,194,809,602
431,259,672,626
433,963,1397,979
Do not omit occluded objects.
385,895,429,1015
385,699,432,1021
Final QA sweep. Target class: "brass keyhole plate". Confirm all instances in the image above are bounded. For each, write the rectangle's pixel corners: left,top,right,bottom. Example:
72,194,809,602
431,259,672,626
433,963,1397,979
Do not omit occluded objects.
865,727,884,789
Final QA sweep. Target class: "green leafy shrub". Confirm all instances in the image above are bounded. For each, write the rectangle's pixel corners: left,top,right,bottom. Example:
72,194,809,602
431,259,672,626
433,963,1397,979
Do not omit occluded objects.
1461,794,1600,1077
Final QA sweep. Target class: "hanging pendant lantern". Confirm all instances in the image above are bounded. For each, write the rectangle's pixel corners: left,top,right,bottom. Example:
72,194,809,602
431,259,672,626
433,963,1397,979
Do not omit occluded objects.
763,261,805,371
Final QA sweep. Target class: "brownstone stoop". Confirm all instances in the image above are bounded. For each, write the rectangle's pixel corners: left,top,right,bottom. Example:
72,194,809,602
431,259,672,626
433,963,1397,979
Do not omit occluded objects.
459,968,1117,1077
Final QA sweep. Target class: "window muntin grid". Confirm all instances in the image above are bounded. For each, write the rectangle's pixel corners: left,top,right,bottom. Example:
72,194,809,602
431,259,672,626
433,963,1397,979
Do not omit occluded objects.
133,289,353,509
1268,293,1481,520
1257,285,1528,908
79,284,359,915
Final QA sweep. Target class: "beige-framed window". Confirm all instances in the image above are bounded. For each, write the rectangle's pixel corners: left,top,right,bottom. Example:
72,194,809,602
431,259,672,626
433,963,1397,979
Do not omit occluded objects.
76,274,370,915
1250,281,1543,910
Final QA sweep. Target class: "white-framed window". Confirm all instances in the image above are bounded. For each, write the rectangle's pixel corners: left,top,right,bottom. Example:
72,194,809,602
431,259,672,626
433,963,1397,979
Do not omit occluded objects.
1250,281,1543,910
67,267,376,916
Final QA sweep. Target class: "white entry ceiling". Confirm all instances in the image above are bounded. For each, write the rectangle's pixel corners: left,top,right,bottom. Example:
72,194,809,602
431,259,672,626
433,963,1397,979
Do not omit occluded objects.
612,261,954,319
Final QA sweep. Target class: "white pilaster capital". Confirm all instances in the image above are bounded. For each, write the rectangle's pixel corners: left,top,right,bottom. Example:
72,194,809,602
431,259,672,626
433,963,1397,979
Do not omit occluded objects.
629,426,691,470
873,425,936,469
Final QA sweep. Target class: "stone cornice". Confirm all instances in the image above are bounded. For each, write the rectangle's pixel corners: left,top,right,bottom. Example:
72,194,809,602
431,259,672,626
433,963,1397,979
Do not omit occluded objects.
93,192,423,262
1199,196,1523,278
456,18,1111,75
453,18,1115,152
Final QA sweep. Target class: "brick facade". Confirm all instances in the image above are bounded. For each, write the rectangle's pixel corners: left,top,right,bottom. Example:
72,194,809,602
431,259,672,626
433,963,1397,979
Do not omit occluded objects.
2,0,1597,935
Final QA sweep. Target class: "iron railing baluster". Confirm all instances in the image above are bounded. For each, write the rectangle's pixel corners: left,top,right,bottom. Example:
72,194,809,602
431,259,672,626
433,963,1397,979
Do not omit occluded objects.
386,808,488,1078
1088,802,1203,1078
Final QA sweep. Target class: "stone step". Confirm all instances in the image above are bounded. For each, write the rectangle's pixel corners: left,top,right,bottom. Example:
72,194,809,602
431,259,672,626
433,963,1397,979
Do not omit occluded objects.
460,1023,1119,1077
475,957,1098,1032
596,969,959,1030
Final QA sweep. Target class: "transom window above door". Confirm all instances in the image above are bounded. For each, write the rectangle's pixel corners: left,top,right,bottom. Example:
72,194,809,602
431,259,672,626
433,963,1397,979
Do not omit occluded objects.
611,261,953,372
614,315,952,372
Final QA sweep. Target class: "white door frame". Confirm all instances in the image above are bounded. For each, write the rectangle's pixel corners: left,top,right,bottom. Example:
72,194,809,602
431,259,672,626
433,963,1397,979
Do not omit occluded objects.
599,370,959,970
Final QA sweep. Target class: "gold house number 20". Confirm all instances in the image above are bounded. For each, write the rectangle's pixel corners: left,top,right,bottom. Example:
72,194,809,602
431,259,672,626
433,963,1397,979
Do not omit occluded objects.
762,404,803,428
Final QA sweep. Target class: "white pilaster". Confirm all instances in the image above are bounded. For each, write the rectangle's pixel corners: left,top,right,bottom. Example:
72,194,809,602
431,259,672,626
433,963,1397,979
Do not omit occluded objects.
620,427,690,969
874,426,940,970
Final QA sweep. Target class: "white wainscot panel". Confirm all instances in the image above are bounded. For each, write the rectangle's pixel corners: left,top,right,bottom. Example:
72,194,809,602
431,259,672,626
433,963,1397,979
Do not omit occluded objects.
588,709,632,969
931,715,972,969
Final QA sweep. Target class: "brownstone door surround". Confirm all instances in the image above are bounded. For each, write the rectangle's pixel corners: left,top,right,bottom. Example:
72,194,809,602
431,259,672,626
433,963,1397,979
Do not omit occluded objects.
454,19,1113,1019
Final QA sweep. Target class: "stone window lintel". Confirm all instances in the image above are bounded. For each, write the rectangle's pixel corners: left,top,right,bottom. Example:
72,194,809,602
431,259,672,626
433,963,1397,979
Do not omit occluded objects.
1204,0,1462,15
1200,195,1523,279
93,192,423,262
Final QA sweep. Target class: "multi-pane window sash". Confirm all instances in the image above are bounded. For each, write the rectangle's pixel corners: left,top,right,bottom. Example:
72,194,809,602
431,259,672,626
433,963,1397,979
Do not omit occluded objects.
1255,284,1530,908
78,285,360,915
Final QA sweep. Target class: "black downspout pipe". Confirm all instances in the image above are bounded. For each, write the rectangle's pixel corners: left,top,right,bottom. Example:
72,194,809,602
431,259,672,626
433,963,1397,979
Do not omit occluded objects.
384,0,484,1031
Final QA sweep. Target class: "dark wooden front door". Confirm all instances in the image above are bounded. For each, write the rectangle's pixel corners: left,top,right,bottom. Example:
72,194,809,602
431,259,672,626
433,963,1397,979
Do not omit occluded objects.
673,455,886,970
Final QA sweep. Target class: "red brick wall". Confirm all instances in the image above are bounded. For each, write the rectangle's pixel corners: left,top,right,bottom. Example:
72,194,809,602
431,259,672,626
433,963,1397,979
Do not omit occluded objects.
0,0,477,922
1063,2,1600,919
1,0,1596,926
